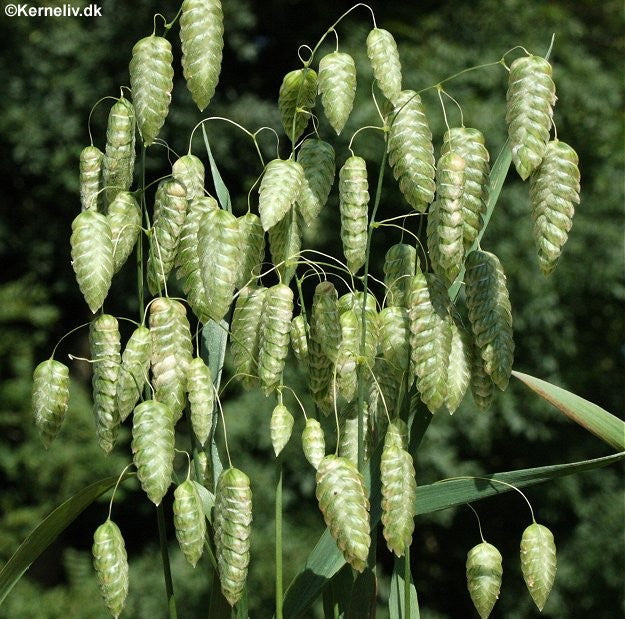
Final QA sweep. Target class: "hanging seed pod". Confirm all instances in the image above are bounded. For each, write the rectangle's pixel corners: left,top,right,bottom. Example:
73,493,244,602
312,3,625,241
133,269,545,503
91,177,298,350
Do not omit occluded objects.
336,308,359,402
180,0,224,111
270,403,294,457
387,90,436,212
92,519,129,619
318,51,357,135
381,435,417,557
116,325,151,422
147,178,188,295
301,417,325,469
258,158,305,231
290,314,309,363
80,145,103,212
214,467,253,606
379,306,411,376
464,250,514,391
442,127,490,252
383,243,417,308
90,314,121,453
278,68,317,143
427,151,466,284
529,140,580,275
339,156,369,274
338,402,370,466
129,35,174,146
316,455,370,572
176,196,218,323
102,97,135,205
70,211,114,313
258,284,293,394
408,272,452,413
173,478,206,567
172,154,205,200
466,541,503,619
32,359,70,447
520,522,557,611
230,286,267,389
470,334,494,411
307,336,334,415
149,297,193,421
366,28,402,101
107,191,141,274
187,356,214,446
506,55,556,180
268,206,301,284
310,281,342,363
235,212,266,289
446,321,472,414
198,208,240,322
296,138,336,226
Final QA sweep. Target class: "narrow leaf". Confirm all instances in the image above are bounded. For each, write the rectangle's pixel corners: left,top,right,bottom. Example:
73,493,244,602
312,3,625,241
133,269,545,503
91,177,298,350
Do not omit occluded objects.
389,556,419,619
202,318,229,390
202,124,232,212
512,370,625,450
347,568,377,619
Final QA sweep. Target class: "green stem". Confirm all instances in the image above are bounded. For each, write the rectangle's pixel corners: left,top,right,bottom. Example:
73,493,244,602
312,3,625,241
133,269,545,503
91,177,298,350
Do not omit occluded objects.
138,146,146,322
404,544,411,619
156,503,178,619
275,454,284,619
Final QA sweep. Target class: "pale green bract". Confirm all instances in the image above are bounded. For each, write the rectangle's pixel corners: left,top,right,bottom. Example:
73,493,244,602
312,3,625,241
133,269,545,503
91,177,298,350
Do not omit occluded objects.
445,321,472,414
383,243,417,308
173,478,206,567
301,418,325,470
187,356,214,446
466,541,503,619
520,522,557,611
115,325,151,422
102,97,135,205
296,139,336,226
268,206,301,284
278,68,317,142
366,28,402,101
172,154,205,200
318,51,356,135
270,403,294,456
32,359,70,448
236,212,266,289
107,190,141,273
79,145,103,212
339,156,369,274
258,158,304,231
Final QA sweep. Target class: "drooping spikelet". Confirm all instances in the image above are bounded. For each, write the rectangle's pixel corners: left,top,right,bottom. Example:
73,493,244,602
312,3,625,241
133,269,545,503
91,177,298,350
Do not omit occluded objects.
115,325,151,422
186,356,214,446
383,243,417,308
79,145,103,212
339,156,369,274
296,139,336,226
318,51,357,135
466,541,503,619
278,68,317,143
366,28,402,101
258,158,304,231
107,190,141,274
520,522,557,611
32,359,70,448
172,154,205,200
173,478,207,567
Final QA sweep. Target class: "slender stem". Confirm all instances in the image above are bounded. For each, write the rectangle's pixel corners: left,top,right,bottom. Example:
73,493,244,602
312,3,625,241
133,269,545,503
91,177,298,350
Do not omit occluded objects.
275,454,284,619
404,543,411,619
138,146,146,321
156,503,178,619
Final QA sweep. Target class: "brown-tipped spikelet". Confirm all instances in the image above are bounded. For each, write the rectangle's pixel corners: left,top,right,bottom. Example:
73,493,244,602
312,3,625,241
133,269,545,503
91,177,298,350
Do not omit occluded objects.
366,28,402,101
80,145,103,212
278,68,317,143
296,138,336,226
529,140,580,275
107,191,141,274
187,356,214,446
315,455,370,572
466,541,503,619
115,325,151,422
172,154,205,200
32,359,70,448
173,478,206,567
131,399,175,505
270,403,294,456
235,212,265,289
180,0,224,111
301,418,325,469
214,467,253,606
506,55,556,180
520,522,557,611
318,51,357,135
383,243,417,308
258,158,304,231
339,156,369,274
92,520,129,618
102,97,135,205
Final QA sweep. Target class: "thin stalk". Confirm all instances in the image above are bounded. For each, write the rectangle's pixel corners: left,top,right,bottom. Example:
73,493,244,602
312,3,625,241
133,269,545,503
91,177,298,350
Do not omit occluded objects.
138,146,146,321
275,453,284,619
156,502,178,619
404,543,411,619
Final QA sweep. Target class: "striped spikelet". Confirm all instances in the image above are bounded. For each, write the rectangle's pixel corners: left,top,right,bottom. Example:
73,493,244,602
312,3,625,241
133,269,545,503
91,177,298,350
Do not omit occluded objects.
311,282,342,364
172,154,205,200
470,334,494,411
383,243,417,308
32,359,70,448
296,139,335,226
339,156,369,274
366,28,402,101
187,356,214,446
173,478,206,567
235,212,265,289
268,206,301,284
92,520,128,618
270,403,294,456
79,145,103,212
107,191,141,274
278,68,317,143
379,306,411,376
259,158,304,231
520,522,557,611
290,314,308,363
102,97,135,205
446,320,472,414
466,541,503,619
338,402,370,466
301,418,325,469
318,51,357,135
115,325,151,422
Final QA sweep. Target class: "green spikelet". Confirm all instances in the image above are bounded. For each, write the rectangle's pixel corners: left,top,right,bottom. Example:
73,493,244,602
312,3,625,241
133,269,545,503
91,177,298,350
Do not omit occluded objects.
258,158,305,231
236,212,265,289
187,357,214,446
338,402,370,466
470,335,494,411
214,467,253,606
129,35,173,146
408,272,452,413
466,541,503,619
80,145,103,212
307,337,334,416
311,282,342,363
338,292,379,368
506,55,556,180
336,309,359,402
428,151,466,284
258,284,293,394
107,191,141,274
230,286,267,389
268,206,301,284
102,97,135,205
198,208,240,322
180,0,224,111
270,403,294,456
385,418,408,449
172,154,205,200
446,321,472,414
32,359,70,448
381,432,417,556
318,51,357,135
89,314,121,453
464,250,514,391
339,156,369,274
383,243,417,308
387,90,435,212
176,196,218,323
301,418,325,469
296,138,336,226
379,306,410,376
366,28,402,101
116,325,151,422
70,211,114,313
315,455,370,572
368,360,400,431
520,522,557,611
92,520,129,619
529,140,580,275
149,298,193,421
442,127,490,252
148,178,188,295
278,68,317,142
131,399,175,504
290,314,309,363
173,478,206,567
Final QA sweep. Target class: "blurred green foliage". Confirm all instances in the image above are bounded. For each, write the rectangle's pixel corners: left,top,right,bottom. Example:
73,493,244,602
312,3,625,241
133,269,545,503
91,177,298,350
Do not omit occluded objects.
0,0,622,617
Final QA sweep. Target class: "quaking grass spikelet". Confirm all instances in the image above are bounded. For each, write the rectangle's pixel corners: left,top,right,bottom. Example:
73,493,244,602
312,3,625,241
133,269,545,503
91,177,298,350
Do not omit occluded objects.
107,191,141,274
318,51,357,135
172,154,205,200
466,541,503,619
115,325,151,422
520,522,557,611
258,158,304,231
102,97,135,205
80,145,103,212
278,68,317,143
92,520,128,618
32,359,70,447
187,356,214,446
383,243,417,308
339,156,369,274
296,138,336,226
173,478,206,567
270,403,294,456
301,418,325,469
366,28,402,101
